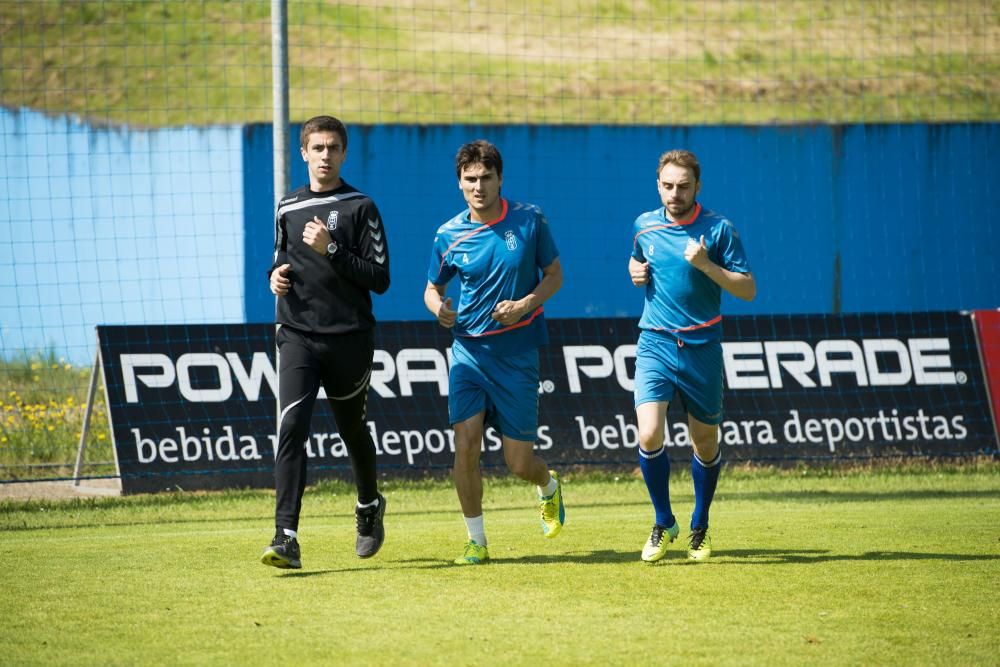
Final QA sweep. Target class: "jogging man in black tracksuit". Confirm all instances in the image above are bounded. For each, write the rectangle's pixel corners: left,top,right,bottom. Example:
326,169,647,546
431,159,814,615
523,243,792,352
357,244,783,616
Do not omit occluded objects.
261,115,390,569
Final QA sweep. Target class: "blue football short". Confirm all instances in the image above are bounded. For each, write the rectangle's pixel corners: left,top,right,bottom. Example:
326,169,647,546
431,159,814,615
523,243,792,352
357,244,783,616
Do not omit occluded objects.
448,338,539,442
633,329,724,425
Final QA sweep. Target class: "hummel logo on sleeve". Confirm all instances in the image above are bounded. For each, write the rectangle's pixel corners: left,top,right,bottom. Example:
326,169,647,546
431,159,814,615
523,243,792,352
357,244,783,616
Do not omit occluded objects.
368,218,385,264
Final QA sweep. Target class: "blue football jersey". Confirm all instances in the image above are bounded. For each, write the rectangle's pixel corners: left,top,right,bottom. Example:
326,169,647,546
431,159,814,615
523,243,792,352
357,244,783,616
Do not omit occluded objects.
428,199,559,354
631,203,751,343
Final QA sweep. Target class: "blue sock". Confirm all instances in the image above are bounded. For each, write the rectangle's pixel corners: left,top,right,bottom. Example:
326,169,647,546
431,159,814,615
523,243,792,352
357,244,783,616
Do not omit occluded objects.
691,450,722,530
638,446,675,528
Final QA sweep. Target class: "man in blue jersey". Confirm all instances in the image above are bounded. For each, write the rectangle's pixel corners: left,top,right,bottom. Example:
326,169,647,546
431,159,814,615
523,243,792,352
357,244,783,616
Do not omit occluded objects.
424,140,565,565
628,149,756,563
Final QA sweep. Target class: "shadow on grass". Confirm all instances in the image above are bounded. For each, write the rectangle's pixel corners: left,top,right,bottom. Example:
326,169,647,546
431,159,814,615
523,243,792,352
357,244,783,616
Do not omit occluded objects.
277,558,456,576
274,549,640,576
273,547,1000,577
719,488,1000,504
689,549,1000,565
428,548,1000,566
0,504,463,532
491,549,639,565
3,486,996,532
278,568,373,577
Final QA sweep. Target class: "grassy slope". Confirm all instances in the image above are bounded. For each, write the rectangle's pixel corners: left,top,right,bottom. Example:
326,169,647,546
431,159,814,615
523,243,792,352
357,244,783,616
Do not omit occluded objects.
1,467,997,665
0,0,996,127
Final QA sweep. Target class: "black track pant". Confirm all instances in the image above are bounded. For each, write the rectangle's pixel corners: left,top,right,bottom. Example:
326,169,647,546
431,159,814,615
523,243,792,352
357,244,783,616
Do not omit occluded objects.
273,325,379,531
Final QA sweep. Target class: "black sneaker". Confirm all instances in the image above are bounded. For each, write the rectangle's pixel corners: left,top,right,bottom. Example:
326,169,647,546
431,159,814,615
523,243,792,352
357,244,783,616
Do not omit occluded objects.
355,493,386,558
261,529,302,569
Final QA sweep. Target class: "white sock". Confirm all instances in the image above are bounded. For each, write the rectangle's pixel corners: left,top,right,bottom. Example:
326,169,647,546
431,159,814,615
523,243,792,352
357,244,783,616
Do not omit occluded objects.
538,474,558,497
357,496,380,509
282,528,297,538
464,515,486,546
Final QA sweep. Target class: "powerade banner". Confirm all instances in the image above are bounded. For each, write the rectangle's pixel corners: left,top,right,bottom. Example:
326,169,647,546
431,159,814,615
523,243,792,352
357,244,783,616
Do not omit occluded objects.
98,324,278,494
98,312,995,494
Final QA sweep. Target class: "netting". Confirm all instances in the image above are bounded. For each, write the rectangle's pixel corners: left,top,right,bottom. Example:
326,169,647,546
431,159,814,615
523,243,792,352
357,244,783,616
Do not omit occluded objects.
1,1,997,480
3,1,996,125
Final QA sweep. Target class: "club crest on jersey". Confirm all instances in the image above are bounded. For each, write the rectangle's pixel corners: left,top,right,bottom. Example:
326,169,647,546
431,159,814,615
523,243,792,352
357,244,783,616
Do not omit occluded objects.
326,210,339,231
504,231,518,251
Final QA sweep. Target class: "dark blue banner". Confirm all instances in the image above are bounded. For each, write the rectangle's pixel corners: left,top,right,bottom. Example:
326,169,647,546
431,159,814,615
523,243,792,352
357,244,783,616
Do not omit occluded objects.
98,312,995,493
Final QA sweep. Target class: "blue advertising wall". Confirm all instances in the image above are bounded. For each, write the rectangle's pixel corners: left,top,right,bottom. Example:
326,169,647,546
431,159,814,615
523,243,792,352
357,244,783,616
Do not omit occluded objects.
243,122,999,325
2,107,997,365
2,108,245,363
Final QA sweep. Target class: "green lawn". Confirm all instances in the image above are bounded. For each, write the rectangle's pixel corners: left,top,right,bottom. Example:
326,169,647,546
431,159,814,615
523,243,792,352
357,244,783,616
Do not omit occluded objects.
2,466,998,665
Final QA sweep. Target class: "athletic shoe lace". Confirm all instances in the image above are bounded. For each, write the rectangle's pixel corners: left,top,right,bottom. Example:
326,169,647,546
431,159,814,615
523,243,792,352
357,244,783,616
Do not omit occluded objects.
462,541,483,559
689,528,706,550
649,525,665,547
356,505,376,536
541,495,559,520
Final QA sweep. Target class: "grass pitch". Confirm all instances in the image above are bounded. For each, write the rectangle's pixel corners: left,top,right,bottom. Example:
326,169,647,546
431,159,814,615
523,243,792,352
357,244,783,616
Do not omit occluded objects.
1,465,998,666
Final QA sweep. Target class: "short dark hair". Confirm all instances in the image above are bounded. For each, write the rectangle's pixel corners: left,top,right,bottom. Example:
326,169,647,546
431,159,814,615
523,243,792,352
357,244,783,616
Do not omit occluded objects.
455,140,503,178
657,149,700,182
300,115,348,150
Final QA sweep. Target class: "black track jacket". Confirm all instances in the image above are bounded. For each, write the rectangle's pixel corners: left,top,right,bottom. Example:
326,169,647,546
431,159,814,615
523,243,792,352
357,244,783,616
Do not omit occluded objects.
270,181,390,334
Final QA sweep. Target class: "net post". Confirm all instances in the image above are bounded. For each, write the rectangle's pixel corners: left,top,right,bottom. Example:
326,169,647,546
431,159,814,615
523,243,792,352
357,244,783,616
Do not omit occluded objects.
72,350,101,486
271,0,289,207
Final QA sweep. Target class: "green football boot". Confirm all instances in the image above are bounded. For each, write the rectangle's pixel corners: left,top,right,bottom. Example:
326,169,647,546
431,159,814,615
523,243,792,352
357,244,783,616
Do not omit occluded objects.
687,528,712,561
454,540,489,565
641,522,680,563
539,471,565,538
